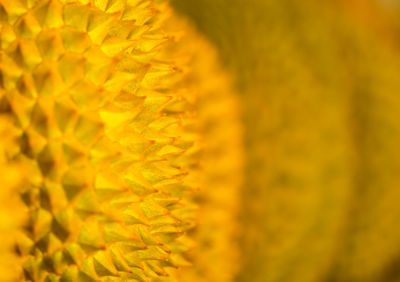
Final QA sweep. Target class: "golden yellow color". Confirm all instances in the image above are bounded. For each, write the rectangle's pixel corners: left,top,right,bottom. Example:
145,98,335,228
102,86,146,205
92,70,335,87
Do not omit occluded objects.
0,116,26,282
173,0,400,281
162,17,243,282
0,0,243,281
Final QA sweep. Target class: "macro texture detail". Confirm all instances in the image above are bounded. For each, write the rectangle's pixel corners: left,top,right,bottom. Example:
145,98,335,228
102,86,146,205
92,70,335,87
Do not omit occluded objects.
0,0,243,281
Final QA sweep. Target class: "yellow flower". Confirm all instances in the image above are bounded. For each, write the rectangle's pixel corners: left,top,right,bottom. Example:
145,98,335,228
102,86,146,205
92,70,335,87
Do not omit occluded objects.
173,1,400,281
0,116,25,282
0,0,243,281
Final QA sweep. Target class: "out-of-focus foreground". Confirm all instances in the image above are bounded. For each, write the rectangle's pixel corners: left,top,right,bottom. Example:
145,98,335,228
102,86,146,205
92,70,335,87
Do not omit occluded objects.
172,0,400,281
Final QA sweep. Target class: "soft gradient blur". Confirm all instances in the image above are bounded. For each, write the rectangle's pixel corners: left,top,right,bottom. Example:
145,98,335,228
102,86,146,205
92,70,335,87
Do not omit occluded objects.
172,0,400,281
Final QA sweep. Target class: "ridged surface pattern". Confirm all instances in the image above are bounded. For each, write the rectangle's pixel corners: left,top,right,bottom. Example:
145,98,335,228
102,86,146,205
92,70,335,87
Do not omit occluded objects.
0,0,243,281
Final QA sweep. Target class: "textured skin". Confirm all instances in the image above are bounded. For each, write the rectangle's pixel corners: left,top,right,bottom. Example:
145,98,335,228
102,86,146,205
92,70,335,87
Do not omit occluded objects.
0,116,25,282
0,0,243,281
167,18,243,282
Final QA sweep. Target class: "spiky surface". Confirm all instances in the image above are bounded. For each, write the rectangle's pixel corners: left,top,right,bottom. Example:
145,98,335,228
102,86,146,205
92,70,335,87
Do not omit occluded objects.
0,0,243,281
0,116,25,282
160,17,244,282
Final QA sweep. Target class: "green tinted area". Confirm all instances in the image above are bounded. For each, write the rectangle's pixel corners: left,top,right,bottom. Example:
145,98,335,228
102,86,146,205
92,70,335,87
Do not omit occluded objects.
172,1,400,281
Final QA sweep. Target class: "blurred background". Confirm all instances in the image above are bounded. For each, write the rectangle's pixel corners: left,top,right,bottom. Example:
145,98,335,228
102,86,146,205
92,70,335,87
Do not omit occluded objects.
171,0,400,281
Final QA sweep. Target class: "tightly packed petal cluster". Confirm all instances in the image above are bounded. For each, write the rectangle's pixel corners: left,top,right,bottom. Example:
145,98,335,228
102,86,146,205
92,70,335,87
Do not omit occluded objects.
0,0,243,281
